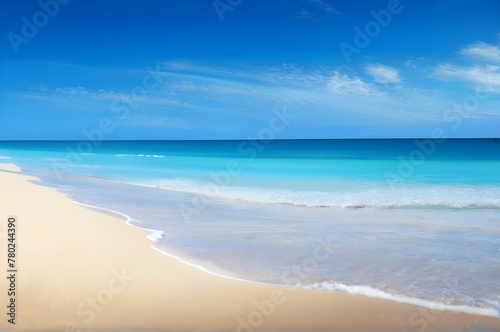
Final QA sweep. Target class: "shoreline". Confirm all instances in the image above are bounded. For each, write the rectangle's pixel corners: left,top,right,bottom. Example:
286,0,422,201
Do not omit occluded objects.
54,170,500,319
30,170,500,318
147,245,500,318
0,163,499,331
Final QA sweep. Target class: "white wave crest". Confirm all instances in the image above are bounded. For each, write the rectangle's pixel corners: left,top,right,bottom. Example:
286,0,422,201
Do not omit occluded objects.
307,281,499,317
137,178,500,209
114,154,165,158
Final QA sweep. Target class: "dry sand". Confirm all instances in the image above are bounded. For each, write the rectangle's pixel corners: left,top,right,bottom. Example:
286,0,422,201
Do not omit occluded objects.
0,164,499,331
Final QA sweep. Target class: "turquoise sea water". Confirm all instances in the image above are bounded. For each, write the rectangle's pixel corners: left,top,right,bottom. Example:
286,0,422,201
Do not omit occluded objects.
1,139,499,317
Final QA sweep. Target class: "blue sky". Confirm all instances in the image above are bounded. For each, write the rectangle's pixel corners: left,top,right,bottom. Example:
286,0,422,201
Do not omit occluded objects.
1,0,500,139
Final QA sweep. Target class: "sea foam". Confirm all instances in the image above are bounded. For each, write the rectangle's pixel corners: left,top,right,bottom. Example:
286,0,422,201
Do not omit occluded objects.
136,178,500,209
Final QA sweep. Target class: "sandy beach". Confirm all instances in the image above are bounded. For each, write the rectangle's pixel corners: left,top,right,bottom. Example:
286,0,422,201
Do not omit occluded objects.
0,163,499,331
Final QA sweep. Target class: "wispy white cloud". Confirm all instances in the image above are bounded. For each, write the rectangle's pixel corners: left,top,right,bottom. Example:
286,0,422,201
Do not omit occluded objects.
365,64,401,83
295,0,344,20
294,8,316,21
459,41,500,63
405,59,417,71
159,63,458,121
405,57,431,74
16,60,498,129
24,85,192,108
54,86,91,96
328,71,382,96
430,64,500,93
308,0,345,15
430,36,500,94
124,114,196,129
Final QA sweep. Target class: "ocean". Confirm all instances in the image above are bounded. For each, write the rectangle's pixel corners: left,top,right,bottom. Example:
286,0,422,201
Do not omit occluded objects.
1,139,499,317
